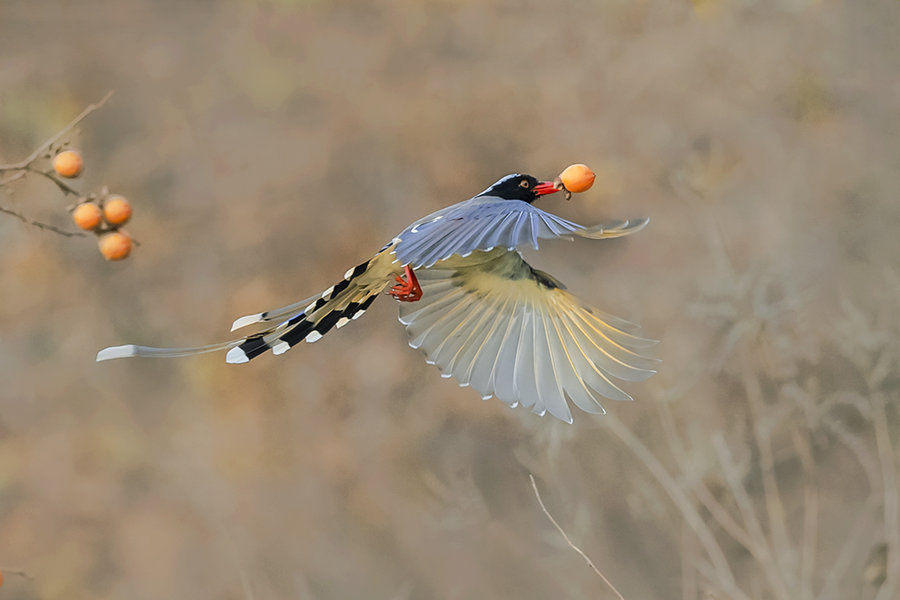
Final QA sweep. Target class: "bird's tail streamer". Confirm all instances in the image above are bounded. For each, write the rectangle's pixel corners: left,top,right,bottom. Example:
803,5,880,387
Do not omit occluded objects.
96,257,384,363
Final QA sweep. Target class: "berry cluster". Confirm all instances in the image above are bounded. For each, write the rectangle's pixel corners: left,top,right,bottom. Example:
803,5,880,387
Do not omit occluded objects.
57,149,135,261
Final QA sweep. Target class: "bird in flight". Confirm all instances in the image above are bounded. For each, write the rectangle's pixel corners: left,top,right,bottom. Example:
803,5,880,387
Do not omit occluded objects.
97,169,657,423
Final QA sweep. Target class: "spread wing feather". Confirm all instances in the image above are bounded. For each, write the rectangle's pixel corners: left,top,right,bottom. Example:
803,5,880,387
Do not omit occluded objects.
398,249,657,422
393,197,646,268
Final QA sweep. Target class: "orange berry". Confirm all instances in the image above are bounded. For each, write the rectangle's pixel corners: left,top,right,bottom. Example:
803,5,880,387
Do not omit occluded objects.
0,569,4,587
52,150,84,178
103,195,132,226
72,202,103,230
98,231,132,261
558,164,595,193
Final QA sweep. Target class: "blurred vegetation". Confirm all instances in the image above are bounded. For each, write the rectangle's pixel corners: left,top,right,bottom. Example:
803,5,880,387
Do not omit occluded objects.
1,1,899,599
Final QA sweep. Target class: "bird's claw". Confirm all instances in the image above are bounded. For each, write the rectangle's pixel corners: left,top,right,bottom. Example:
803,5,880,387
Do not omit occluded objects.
389,265,423,302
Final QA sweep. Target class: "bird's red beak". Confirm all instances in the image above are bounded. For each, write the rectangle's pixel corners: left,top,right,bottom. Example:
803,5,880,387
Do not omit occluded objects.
533,181,560,196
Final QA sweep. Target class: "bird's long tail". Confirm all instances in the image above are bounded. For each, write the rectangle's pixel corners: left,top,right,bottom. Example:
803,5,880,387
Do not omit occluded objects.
96,254,395,363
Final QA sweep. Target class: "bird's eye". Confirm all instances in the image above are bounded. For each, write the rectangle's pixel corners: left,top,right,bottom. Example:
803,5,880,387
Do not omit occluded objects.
519,180,530,189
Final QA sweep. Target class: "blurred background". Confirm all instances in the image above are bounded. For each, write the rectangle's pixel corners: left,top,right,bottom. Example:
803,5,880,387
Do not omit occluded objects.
1,1,899,598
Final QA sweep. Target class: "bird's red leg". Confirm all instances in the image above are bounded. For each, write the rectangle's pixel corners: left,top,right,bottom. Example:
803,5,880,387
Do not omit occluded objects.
389,265,423,302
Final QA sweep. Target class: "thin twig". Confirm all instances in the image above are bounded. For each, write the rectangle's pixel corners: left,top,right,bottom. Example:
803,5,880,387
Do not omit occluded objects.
0,91,113,236
24,165,84,196
601,414,746,597
656,401,764,558
871,392,900,600
712,433,791,600
791,424,819,600
0,170,26,186
682,521,699,600
693,483,762,556
817,496,880,600
741,355,795,595
822,414,881,493
694,558,750,600
0,205,86,237
0,90,114,171
529,474,625,600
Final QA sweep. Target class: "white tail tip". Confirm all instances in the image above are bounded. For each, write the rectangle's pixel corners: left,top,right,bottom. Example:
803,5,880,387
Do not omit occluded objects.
231,313,263,332
225,346,249,364
96,345,139,362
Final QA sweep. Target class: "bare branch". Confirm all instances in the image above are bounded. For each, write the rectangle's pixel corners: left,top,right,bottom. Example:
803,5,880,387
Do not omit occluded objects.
822,414,881,493
817,496,880,599
0,170,26,186
601,413,746,597
712,433,791,600
0,90,114,171
791,424,819,600
0,91,113,237
529,474,625,600
24,165,84,197
0,205,86,237
656,401,765,559
741,357,795,594
872,392,900,600
693,483,763,556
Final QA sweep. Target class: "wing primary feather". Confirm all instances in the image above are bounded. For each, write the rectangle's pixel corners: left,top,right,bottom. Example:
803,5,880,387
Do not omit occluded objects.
447,291,505,385
565,305,659,379
542,212,580,235
535,213,573,240
415,222,468,267
556,311,634,402
576,217,650,240
546,311,607,414
427,225,479,265
394,200,649,269
481,294,517,392
444,300,494,382
491,298,523,406
459,293,512,394
425,296,488,372
528,212,540,250
454,223,498,261
533,308,572,423
507,212,527,251
409,293,477,358
513,303,538,408
482,211,519,251
399,289,465,327
402,288,469,342
578,306,659,348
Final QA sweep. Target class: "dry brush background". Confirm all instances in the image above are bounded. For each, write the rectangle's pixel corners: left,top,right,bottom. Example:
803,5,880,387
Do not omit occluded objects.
1,1,899,599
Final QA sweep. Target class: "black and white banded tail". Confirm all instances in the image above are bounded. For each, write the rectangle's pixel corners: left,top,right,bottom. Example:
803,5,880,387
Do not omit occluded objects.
226,257,378,363
96,256,390,363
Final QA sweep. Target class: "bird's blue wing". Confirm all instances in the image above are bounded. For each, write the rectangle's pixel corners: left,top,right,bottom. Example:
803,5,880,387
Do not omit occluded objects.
392,197,590,268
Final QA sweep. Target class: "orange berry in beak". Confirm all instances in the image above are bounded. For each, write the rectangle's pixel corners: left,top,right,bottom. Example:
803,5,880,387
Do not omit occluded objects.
558,164,595,194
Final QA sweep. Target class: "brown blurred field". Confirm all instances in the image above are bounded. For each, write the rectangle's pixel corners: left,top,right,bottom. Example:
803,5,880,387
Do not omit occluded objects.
1,1,899,599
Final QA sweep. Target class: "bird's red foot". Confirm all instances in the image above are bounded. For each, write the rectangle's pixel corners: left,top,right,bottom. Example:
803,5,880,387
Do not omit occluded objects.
389,265,423,302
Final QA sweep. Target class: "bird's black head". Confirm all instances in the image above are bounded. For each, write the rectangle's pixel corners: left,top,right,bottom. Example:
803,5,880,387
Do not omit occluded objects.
477,173,560,203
